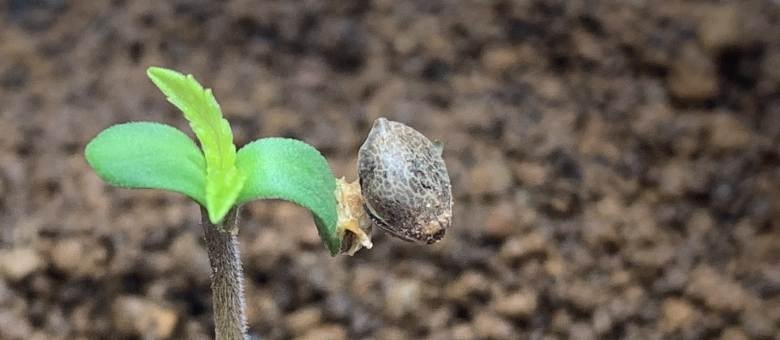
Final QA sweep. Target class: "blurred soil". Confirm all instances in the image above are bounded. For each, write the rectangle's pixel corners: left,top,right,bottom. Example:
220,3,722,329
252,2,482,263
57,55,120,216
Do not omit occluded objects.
1,1,780,339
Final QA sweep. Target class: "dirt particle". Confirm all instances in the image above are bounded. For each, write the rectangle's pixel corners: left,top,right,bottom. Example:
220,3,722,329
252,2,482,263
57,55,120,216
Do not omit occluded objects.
468,158,513,196
719,327,749,340
385,278,422,319
493,290,538,319
708,112,750,150
473,312,514,339
698,5,743,53
668,44,718,102
741,306,775,339
551,309,572,334
0,247,42,282
112,296,178,339
50,238,107,278
513,161,547,187
482,201,518,239
560,280,604,312
685,265,751,312
446,271,490,303
482,46,519,74
295,324,347,340
499,232,548,262
661,298,697,333
569,322,596,340
286,306,323,337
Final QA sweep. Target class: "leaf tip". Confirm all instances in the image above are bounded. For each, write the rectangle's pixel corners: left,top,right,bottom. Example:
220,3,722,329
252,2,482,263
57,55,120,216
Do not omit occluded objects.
147,66,173,78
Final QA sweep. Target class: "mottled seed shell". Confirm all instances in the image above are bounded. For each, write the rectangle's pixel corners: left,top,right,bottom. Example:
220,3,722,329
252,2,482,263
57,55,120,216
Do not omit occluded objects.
358,118,452,244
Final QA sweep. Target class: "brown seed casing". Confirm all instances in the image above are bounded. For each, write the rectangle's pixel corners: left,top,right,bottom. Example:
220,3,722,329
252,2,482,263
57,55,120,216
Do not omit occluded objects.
358,118,453,244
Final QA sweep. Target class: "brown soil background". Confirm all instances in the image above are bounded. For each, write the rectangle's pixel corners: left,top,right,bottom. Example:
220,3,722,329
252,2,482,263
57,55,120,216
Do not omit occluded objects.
2,1,780,339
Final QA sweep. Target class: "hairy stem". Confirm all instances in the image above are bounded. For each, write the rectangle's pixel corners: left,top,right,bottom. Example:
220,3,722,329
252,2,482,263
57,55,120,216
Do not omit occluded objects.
201,206,247,340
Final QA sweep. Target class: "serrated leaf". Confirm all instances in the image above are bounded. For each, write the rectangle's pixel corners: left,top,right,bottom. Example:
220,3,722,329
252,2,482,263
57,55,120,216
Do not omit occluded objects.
147,67,245,223
85,122,206,205
236,138,340,255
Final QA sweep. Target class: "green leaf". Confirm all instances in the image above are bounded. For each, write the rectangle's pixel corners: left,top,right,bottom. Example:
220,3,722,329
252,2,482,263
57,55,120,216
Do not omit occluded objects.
85,122,206,205
236,138,340,255
147,67,245,223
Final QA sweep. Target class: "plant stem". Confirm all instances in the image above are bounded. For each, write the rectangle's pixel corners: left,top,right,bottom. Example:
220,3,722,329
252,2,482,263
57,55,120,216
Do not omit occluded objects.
201,206,247,340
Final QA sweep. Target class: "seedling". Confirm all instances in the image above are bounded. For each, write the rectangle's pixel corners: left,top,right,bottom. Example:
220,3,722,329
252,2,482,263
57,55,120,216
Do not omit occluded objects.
85,67,452,339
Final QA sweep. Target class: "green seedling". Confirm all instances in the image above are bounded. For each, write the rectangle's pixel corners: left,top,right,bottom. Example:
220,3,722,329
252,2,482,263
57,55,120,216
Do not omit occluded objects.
85,67,452,339
85,67,347,339
85,67,341,253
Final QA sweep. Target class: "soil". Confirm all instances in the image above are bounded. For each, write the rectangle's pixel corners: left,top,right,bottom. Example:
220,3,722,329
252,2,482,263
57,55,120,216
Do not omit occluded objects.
1,1,780,339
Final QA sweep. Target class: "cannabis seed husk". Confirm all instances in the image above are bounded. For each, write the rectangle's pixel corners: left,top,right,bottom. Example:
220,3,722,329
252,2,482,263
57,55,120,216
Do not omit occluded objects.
357,118,453,244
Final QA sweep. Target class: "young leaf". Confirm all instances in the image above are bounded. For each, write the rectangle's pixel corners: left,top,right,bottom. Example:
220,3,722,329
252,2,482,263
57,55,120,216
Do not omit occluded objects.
85,122,207,205
235,138,340,255
147,67,245,223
